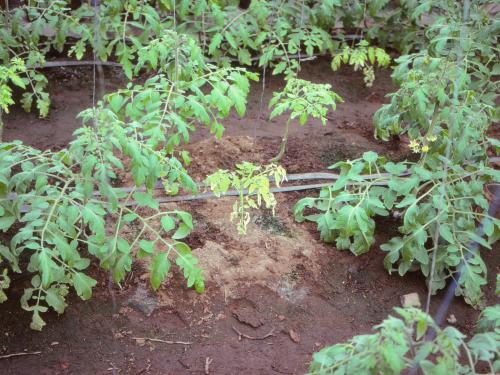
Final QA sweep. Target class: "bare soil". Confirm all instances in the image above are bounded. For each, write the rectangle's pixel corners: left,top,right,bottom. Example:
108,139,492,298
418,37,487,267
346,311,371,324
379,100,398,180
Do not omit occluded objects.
1,59,498,375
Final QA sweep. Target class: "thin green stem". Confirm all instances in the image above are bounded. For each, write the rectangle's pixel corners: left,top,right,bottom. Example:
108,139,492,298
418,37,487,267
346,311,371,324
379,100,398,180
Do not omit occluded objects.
270,118,291,162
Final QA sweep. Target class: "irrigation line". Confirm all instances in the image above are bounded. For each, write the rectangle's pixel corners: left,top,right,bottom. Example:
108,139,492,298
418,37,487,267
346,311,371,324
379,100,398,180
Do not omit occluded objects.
125,182,337,207
92,155,499,196
31,60,122,69
127,171,401,195
28,54,319,70
4,171,397,202
8,157,499,212
7,173,388,213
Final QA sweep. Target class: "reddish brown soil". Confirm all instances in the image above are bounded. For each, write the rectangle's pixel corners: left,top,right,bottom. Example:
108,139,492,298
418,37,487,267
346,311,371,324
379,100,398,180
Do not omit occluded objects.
1,59,498,375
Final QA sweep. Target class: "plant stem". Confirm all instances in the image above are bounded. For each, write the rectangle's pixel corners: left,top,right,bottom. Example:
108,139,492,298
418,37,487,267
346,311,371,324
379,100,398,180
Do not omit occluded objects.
0,108,3,143
425,0,470,315
270,118,291,162
220,8,251,34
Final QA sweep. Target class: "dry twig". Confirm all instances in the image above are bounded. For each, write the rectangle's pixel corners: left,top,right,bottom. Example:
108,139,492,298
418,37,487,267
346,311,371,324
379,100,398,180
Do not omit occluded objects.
205,357,213,374
0,351,42,360
232,325,275,341
131,337,192,345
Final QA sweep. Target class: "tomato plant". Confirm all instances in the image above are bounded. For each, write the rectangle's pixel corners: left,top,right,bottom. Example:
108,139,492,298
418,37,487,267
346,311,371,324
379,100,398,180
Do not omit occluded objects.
206,162,286,234
0,2,253,329
0,0,497,355
0,0,402,122
0,118,205,330
295,151,499,307
294,0,499,308
309,305,500,374
330,40,390,87
268,78,343,162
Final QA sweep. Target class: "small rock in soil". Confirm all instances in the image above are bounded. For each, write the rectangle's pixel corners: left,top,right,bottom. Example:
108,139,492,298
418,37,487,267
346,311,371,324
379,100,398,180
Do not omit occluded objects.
400,292,421,308
447,314,457,324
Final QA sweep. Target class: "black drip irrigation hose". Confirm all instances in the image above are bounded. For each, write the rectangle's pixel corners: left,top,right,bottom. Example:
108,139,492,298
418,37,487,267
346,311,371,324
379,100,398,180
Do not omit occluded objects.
29,53,320,70
125,181,336,207
138,170,399,194
6,156,499,212
8,171,394,213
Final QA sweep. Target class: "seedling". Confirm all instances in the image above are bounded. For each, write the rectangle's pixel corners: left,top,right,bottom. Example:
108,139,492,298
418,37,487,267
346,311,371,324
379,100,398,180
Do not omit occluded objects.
268,78,342,162
331,40,391,87
205,162,286,234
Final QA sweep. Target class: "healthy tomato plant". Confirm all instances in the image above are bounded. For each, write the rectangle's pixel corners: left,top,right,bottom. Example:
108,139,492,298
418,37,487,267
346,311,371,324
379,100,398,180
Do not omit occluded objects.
0,0,497,338
91,31,258,153
0,0,405,118
308,305,500,374
0,112,207,330
295,151,499,307
268,78,343,162
294,0,499,307
0,1,258,330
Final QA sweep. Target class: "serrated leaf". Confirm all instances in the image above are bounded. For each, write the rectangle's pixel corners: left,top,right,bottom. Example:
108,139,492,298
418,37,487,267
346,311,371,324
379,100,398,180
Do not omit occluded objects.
439,224,454,244
123,213,138,222
150,252,170,290
30,310,46,331
133,191,159,210
176,211,193,229
45,288,67,314
362,151,378,163
73,272,97,300
208,33,223,55
0,216,16,232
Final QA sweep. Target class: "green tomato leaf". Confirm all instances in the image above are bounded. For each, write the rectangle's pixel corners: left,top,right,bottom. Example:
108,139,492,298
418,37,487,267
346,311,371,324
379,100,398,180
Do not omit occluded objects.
150,252,171,290
73,272,97,300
